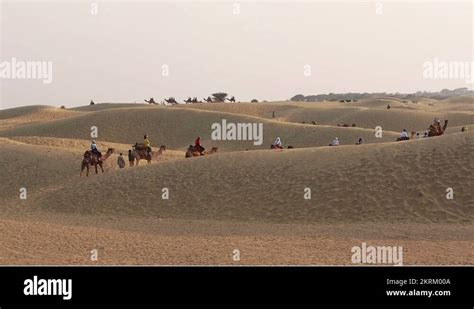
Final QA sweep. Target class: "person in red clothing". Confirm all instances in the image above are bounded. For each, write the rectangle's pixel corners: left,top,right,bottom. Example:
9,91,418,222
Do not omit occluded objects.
195,136,205,155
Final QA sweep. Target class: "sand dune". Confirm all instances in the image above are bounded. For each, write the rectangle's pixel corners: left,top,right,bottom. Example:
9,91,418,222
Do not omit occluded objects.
0,105,398,151
8,131,470,225
0,98,472,265
71,103,156,112
2,131,472,224
0,219,471,265
0,105,83,130
178,100,474,132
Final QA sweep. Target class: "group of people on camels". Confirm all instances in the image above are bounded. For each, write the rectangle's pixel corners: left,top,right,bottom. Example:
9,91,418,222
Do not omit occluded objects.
396,118,448,141
269,117,450,149
143,95,237,105
80,134,168,176
81,132,221,176
144,97,179,105
80,116,456,176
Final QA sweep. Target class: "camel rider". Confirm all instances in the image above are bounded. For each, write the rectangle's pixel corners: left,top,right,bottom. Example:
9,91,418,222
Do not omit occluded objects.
400,129,409,139
144,135,151,155
195,136,205,154
428,119,441,136
91,140,102,160
273,137,283,149
435,119,442,134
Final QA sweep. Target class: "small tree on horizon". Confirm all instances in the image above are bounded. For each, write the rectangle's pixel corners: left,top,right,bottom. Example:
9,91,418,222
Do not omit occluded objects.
211,92,228,102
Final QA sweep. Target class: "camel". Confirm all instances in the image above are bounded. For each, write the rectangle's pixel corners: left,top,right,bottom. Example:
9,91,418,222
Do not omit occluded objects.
203,96,213,103
184,97,201,104
164,97,178,105
145,98,156,104
185,145,218,158
226,96,236,103
154,145,167,157
132,144,166,165
80,148,115,177
207,147,218,154
428,120,448,137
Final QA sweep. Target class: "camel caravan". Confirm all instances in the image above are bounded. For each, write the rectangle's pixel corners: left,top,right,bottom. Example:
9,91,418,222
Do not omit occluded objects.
144,97,179,105
80,135,165,177
142,95,237,105
80,135,220,177
396,118,448,141
80,116,456,177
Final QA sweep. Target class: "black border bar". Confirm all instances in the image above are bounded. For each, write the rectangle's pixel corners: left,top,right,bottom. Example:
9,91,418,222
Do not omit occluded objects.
0,266,472,307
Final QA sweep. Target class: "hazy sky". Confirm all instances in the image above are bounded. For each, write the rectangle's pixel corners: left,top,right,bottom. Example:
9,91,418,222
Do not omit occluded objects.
0,1,472,108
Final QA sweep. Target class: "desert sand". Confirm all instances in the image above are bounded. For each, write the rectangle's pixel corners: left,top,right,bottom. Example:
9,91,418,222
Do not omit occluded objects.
0,98,472,265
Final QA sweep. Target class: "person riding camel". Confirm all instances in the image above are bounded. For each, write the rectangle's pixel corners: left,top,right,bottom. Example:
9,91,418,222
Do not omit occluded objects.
195,136,205,155
428,118,441,136
329,137,339,146
90,140,102,160
272,137,283,149
399,129,409,140
435,119,442,134
144,135,151,156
